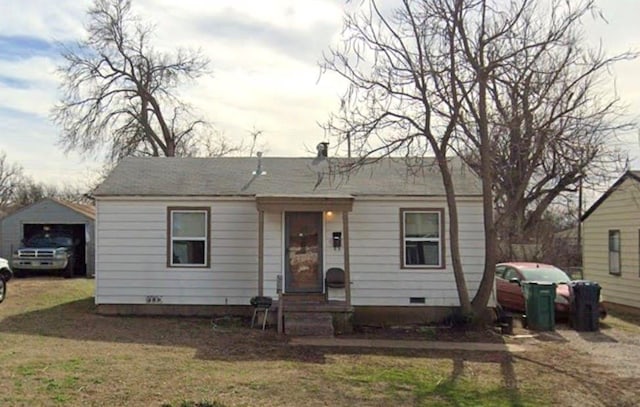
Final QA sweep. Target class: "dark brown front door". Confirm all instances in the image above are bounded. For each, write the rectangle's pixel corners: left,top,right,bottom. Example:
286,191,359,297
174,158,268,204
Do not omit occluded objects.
285,212,323,293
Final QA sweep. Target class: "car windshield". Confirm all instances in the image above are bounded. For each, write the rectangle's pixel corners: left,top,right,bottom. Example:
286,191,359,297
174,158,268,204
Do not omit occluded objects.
520,267,571,283
25,236,73,248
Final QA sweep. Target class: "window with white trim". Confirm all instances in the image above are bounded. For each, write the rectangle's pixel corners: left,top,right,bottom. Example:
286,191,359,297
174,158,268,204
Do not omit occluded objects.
168,208,209,267
609,229,621,275
402,209,443,268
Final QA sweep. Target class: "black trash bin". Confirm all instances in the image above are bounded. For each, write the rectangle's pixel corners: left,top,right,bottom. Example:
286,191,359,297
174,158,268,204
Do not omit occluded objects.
568,280,601,332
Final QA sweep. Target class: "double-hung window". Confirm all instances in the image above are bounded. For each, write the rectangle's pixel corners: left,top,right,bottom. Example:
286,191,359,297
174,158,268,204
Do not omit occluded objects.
168,207,210,267
608,230,621,275
401,209,444,268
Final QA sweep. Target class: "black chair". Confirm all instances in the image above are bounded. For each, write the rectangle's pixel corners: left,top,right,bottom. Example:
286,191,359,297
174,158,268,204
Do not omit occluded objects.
250,296,272,330
325,267,345,300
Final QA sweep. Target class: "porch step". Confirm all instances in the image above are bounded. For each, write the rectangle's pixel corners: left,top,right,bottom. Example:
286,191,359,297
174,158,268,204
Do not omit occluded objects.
283,301,351,313
281,293,325,303
284,312,334,337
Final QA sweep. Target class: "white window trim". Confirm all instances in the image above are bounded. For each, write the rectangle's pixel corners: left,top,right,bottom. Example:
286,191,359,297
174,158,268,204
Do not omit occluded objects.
402,210,442,268
608,229,621,276
170,209,208,267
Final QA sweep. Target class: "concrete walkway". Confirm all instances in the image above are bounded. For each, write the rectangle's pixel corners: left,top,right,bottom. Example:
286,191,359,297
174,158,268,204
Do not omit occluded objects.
289,337,526,352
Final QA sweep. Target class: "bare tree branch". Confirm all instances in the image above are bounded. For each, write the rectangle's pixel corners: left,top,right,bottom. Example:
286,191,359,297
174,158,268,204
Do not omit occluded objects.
51,0,226,163
323,0,637,317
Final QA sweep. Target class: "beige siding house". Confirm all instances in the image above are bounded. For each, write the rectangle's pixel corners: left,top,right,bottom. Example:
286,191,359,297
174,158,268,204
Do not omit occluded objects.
93,155,486,329
582,171,640,311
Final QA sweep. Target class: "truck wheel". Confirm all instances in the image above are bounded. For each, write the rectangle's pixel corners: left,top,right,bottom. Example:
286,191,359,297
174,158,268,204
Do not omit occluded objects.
0,278,6,303
64,258,75,279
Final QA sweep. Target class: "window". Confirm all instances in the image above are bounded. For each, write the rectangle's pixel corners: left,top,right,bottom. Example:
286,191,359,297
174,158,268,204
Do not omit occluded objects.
609,230,621,276
401,209,443,268
167,207,210,267
503,267,519,281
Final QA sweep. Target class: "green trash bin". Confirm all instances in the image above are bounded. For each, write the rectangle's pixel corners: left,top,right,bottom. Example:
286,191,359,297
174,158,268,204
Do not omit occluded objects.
522,281,556,331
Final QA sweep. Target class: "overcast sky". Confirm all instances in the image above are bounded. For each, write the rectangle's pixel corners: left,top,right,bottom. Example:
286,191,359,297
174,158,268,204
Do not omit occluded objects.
0,0,639,196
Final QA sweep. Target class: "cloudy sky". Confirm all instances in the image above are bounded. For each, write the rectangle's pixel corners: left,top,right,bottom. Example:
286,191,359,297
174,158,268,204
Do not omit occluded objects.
0,0,639,193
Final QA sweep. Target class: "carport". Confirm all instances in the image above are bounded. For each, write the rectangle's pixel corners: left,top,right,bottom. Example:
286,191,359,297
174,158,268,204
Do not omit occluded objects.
0,198,95,277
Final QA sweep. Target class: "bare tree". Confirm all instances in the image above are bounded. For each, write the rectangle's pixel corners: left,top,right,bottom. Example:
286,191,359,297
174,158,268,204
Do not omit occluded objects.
433,0,635,310
0,151,25,210
10,180,90,208
52,0,216,163
324,0,634,317
323,0,474,314
457,1,636,260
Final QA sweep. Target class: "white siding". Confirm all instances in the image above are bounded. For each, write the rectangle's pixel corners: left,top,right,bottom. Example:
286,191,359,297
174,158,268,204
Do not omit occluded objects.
325,211,345,270
348,198,485,307
95,199,258,305
583,178,640,309
96,196,486,308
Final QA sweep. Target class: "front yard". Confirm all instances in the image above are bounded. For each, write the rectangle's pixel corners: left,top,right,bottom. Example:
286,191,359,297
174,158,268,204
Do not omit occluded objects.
0,279,638,406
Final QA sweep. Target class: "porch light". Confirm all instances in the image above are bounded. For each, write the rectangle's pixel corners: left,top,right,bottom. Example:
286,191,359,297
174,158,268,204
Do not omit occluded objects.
326,211,333,218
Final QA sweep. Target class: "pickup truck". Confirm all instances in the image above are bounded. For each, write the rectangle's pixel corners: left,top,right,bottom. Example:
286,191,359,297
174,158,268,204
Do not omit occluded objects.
11,233,78,278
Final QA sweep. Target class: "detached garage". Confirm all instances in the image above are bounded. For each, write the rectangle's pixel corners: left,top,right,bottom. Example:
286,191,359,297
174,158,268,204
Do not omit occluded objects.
0,198,95,277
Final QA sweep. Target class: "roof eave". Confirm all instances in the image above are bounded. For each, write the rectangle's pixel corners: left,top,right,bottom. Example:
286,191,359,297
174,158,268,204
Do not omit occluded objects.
580,171,640,222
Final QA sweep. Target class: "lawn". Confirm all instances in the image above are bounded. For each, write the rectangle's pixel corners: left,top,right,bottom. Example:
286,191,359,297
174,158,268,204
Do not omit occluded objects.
0,279,634,406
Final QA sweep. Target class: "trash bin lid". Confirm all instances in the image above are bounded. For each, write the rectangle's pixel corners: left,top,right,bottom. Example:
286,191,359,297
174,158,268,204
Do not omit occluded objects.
523,281,556,286
569,280,599,286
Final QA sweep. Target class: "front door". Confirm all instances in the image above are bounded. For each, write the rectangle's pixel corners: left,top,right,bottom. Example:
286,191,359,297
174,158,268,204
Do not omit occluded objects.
285,212,323,293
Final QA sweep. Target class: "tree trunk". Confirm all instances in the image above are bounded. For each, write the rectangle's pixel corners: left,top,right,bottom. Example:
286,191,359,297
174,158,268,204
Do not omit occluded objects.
472,69,497,314
436,152,472,314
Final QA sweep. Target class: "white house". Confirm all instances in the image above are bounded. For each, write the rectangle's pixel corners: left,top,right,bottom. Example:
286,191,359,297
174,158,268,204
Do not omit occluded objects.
93,153,486,331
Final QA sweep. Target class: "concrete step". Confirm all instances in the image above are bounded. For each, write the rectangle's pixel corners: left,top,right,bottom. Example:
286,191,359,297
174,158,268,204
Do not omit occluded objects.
284,312,334,337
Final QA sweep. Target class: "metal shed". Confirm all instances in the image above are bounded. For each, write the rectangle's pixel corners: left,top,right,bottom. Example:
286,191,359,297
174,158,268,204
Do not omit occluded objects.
0,198,95,277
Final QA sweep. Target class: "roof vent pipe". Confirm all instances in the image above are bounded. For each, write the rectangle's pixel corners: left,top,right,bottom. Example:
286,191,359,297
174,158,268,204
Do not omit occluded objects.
252,151,266,175
317,142,329,158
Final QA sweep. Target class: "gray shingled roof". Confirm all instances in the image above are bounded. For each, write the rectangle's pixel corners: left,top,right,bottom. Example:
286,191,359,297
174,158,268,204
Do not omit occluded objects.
93,156,481,197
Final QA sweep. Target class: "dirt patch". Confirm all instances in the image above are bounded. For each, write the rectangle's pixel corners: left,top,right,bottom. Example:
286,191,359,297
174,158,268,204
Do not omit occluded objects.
342,323,505,343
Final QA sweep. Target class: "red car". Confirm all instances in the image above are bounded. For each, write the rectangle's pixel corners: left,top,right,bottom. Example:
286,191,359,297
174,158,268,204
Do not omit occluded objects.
495,262,606,319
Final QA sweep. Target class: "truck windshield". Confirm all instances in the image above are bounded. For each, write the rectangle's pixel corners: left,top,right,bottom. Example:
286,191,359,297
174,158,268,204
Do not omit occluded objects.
25,236,73,248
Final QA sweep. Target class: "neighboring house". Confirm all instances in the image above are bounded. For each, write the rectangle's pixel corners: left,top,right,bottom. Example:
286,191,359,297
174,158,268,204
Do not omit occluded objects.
93,153,486,330
0,198,96,276
582,171,640,312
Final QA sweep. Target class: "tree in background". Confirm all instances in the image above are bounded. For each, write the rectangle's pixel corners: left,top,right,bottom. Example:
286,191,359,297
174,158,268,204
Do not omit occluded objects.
0,152,89,216
457,1,635,260
53,0,225,163
0,151,25,209
323,0,634,318
12,181,90,208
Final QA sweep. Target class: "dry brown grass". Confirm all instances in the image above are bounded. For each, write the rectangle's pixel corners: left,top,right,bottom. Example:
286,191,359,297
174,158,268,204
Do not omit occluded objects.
0,278,637,406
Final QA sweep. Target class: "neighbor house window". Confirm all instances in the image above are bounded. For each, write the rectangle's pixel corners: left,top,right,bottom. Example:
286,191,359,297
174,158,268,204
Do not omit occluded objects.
609,230,621,275
401,209,444,268
167,207,210,267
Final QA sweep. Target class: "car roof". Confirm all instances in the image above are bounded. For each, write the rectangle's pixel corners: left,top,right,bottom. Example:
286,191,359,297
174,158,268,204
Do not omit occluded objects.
497,262,557,269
